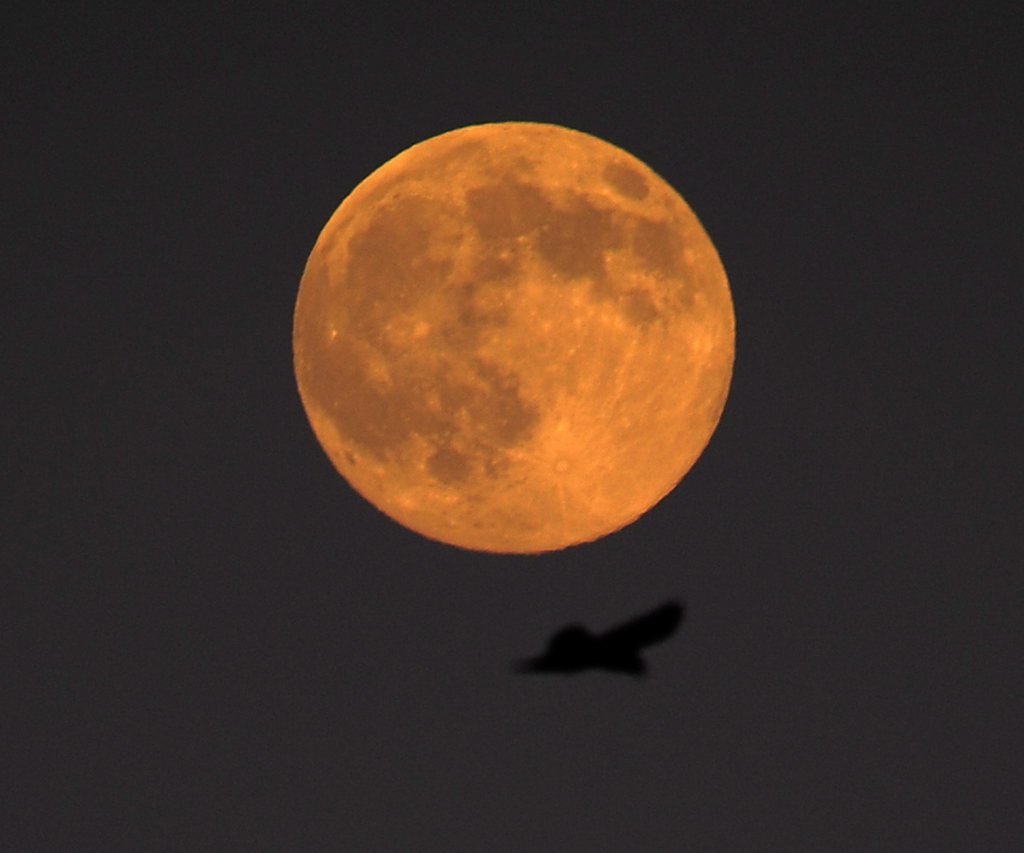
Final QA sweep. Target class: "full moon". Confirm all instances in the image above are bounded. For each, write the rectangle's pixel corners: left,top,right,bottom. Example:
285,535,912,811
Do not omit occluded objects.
293,122,734,553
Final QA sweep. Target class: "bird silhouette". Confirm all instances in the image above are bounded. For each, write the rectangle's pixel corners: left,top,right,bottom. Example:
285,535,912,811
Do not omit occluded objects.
514,600,685,677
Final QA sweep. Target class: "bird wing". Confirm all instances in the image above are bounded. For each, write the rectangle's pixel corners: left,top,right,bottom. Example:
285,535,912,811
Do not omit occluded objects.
599,601,684,651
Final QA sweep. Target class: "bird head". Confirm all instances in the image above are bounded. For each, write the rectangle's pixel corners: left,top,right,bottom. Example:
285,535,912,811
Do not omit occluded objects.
547,625,593,657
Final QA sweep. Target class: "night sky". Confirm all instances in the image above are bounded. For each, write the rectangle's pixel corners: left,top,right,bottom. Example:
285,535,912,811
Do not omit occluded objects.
5,4,1021,850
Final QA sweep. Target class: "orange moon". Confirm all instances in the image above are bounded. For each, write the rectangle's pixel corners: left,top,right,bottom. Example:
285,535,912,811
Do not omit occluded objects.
293,122,734,553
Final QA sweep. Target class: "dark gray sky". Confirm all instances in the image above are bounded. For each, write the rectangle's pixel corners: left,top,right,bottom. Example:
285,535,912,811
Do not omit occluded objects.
5,3,1021,850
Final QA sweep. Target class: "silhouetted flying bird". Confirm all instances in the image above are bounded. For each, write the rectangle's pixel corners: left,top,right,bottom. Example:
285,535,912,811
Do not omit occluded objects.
514,600,684,677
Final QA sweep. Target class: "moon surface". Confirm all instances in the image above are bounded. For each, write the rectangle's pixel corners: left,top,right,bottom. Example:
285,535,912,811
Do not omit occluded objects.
293,122,734,553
